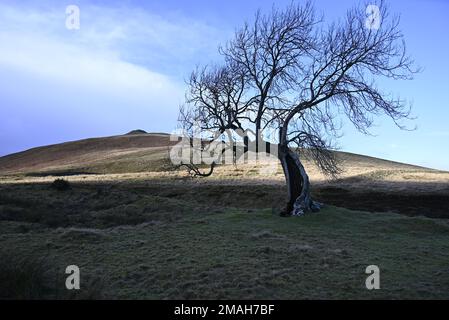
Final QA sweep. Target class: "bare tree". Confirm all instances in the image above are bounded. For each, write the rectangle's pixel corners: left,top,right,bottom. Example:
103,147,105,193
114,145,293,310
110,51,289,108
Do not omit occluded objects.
179,0,418,216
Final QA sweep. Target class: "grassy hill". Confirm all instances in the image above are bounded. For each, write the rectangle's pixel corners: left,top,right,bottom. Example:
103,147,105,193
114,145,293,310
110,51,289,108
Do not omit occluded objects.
0,132,424,176
0,132,449,299
0,133,176,175
0,132,448,219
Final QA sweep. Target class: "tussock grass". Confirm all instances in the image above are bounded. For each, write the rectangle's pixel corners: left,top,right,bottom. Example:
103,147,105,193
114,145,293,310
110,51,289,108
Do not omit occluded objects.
1,134,448,299
0,251,106,299
1,180,449,299
0,253,51,299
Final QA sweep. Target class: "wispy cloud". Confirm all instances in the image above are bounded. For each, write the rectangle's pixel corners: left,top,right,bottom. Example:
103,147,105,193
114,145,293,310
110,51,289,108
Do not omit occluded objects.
0,2,222,91
0,2,225,155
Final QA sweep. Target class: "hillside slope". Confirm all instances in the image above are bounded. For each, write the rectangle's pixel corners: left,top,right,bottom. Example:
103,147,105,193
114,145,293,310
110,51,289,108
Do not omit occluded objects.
0,132,424,176
0,133,177,175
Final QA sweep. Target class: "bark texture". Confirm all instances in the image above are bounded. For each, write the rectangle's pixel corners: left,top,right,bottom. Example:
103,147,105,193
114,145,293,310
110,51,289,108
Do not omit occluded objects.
279,147,321,216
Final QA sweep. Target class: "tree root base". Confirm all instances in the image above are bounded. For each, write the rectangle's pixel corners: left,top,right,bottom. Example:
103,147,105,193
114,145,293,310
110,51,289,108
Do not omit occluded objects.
279,200,323,217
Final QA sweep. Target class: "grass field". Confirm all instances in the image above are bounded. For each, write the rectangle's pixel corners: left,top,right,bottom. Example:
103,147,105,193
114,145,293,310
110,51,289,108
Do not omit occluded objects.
1,133,449,299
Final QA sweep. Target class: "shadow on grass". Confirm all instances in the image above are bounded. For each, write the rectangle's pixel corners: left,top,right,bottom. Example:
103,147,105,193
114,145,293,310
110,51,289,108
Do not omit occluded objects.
0,251,106,300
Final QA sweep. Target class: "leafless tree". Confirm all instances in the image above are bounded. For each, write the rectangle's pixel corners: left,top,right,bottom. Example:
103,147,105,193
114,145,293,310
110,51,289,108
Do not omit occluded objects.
179,0,419,216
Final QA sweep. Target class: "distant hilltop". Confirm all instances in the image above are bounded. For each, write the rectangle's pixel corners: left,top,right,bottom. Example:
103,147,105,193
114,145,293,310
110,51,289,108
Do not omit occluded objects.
126,130,170,136
0,131,425,176
126,129,148,135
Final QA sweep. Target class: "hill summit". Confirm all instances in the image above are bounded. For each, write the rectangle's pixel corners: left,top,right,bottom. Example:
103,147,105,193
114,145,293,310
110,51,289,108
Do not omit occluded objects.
0,131,425,177
126,129,148,135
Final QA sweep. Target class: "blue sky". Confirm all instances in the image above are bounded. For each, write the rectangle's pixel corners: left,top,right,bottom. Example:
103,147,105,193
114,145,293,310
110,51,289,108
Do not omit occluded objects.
0,0,448,170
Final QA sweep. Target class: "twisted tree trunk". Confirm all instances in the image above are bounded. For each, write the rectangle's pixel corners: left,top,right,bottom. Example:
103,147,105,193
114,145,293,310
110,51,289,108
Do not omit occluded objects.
278,146,322,216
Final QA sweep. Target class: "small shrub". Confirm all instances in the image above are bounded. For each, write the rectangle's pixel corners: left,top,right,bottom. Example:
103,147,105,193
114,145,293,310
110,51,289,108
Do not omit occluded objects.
51,179,71,191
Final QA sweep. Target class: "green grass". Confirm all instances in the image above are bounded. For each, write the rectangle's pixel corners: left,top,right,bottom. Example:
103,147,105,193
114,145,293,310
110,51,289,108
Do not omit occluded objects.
0,251,105,299
1,181,449,299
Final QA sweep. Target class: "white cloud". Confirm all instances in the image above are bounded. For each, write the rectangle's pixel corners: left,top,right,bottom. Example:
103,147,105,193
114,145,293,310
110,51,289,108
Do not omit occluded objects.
0,31,178,98
0,2,225,154
0,2,216,97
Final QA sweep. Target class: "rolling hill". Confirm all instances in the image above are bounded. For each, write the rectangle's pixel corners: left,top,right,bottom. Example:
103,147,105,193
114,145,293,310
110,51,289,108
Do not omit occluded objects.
1,132,449,299
0,131,425,176
0,133,177,175
2,131,448,219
